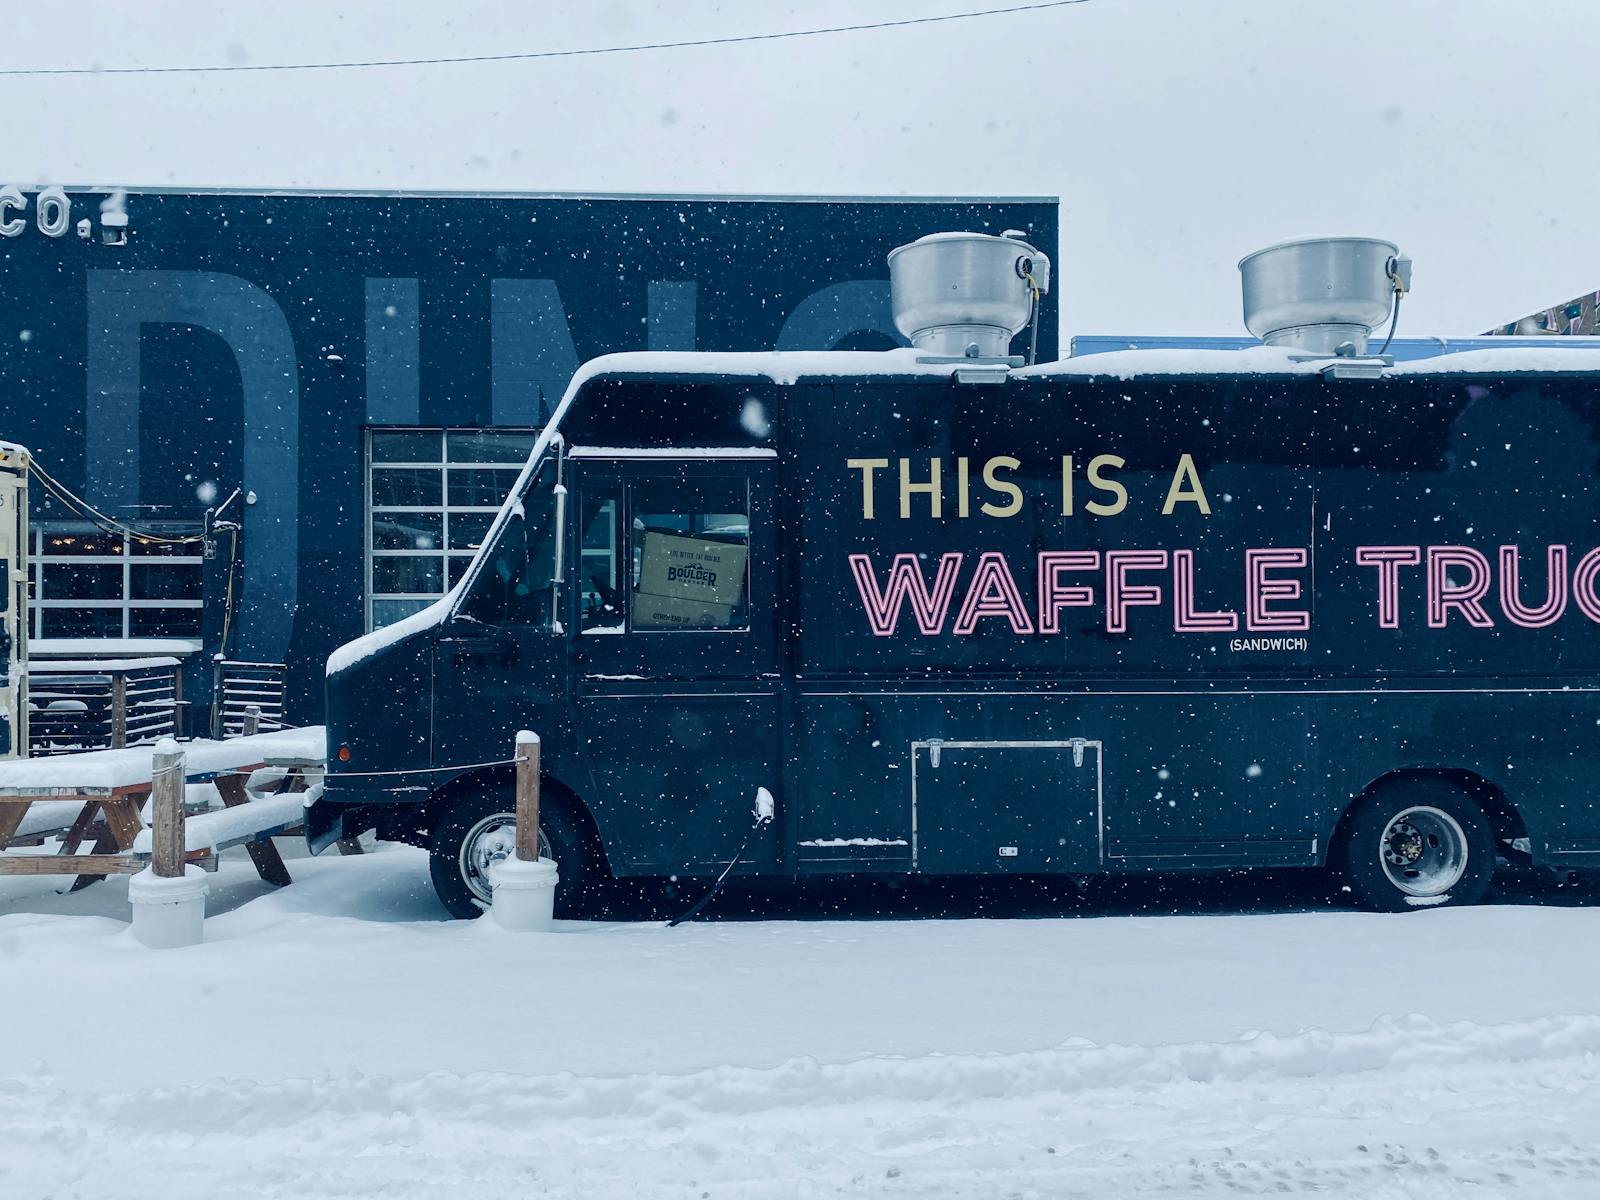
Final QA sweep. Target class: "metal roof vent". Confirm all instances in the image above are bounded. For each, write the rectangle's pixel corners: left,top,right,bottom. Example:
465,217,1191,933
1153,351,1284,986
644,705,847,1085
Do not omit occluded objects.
888,231,1050,361
1239,236,1411,356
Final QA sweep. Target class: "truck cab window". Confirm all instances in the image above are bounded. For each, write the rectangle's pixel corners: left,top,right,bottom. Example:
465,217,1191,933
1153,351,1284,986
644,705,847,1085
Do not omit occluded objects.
580,484,624,633
458,467,556,627
630,477,750,631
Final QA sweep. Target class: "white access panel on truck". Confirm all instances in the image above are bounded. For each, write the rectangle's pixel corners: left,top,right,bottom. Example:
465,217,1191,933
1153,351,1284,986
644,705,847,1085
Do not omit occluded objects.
0,442,28,759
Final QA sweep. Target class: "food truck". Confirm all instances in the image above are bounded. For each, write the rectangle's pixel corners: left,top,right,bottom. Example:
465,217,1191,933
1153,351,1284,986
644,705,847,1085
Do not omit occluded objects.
316,233,1600,917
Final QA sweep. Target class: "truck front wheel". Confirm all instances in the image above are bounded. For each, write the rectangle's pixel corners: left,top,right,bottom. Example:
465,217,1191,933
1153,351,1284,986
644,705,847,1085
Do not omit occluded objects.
427,785,604,919
1336,779,1494,911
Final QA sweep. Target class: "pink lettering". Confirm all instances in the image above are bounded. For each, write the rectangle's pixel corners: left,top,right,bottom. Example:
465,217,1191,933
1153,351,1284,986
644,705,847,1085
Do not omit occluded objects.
1574,548,1600,623
848,552,963,636
1037,550,1099,635
1499,545,1568,628
1172,549,1238,632
1355,546,1421,629
1105,550,1168,634
953,552,1035,635
1245,548,1310,631
1427,546,1493,628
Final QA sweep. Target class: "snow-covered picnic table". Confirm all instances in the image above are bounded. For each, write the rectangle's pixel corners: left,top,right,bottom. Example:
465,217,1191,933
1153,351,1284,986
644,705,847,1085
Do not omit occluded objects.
0,727,322,796
0,727,325,885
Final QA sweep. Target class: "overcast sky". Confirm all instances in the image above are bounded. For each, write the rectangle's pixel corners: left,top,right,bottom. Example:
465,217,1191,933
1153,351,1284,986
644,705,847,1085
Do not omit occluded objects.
4,0,1596,340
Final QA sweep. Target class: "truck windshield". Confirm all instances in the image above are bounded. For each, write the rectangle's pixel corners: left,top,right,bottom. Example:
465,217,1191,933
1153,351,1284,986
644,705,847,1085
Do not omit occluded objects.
457,460,555,627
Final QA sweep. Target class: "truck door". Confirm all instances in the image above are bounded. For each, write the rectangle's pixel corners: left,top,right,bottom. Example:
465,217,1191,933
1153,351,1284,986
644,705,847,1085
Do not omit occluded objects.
569,451,782,875
428,453,572,779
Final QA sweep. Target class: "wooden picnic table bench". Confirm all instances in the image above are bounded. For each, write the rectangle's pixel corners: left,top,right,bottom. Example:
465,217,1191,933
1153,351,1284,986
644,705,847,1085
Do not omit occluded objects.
0,726,325,887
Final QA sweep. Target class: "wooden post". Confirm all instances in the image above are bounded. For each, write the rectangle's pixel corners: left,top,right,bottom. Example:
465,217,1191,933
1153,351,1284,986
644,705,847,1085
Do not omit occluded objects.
151,742,185,879
132,739,208,948
111,673,127,749
0,800,27,851
490,732,554,930
243,704,261,737
515,730,541,862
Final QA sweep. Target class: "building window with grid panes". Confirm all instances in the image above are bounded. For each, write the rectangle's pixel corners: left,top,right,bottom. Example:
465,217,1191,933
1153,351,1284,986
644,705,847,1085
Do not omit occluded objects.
30,522,205,641
366,428,537,630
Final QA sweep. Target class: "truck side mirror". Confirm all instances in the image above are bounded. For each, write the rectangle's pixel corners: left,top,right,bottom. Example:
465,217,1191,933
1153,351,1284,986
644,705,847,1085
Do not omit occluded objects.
549,481,568,634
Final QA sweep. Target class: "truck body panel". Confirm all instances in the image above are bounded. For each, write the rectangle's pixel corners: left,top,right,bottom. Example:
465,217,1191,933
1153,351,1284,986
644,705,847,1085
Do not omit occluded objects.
319,351,1600,879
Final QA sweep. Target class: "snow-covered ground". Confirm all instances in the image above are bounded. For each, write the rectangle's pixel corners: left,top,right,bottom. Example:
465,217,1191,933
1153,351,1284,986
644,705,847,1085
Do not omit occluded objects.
4,845,1600,1198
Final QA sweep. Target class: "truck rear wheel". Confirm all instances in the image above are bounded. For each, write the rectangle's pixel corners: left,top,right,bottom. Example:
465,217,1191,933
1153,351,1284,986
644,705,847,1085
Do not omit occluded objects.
427,785,605,919
1336,779,1494,911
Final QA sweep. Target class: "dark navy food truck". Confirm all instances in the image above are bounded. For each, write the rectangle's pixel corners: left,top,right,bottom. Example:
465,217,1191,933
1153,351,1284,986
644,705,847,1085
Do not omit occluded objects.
316,233,1600,917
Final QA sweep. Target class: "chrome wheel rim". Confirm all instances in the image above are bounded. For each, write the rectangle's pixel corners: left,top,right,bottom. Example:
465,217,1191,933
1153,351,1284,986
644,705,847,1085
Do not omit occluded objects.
459,813,551,906
1379,804,1468,897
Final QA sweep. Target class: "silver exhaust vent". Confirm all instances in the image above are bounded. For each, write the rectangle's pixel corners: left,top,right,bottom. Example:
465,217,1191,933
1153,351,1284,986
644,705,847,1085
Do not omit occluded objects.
1239,236,1411,356
888,231,1050,359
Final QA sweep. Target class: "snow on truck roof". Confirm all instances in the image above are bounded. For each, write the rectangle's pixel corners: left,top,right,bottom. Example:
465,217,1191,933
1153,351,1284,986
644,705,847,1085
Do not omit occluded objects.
576,346,1323,385
575,348,975,386
574,344,1600,388
1031,345,1600,378
1383,347,1600,375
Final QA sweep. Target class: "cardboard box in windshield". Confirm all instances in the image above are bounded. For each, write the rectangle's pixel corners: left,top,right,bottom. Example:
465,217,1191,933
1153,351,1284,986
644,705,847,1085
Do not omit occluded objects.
636,530,748,606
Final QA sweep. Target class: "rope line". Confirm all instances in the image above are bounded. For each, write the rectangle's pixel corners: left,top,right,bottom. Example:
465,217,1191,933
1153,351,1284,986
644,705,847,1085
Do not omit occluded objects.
0,2,1091,76
323,757,520,780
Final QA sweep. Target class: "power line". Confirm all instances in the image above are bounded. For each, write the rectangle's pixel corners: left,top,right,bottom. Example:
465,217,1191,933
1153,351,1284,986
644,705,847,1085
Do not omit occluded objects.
0,1,1091,77
29,458,208,545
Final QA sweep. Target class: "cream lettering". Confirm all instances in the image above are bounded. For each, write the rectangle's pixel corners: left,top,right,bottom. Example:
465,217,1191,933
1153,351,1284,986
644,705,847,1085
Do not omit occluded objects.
1162,454,1211,515
846,452,1217,520
846,458,888,521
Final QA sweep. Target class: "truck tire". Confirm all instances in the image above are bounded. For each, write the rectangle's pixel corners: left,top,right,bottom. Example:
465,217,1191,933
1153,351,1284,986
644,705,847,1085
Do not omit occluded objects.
427,785,605,920
1336,778,1494,912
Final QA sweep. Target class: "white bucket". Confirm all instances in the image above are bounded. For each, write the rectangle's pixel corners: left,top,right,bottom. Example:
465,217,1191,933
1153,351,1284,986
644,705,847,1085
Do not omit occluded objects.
488,855,558,931
128,864,209,949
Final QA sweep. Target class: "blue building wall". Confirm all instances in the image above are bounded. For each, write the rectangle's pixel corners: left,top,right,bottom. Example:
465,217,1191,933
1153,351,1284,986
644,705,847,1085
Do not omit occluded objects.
0,189,1058,720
